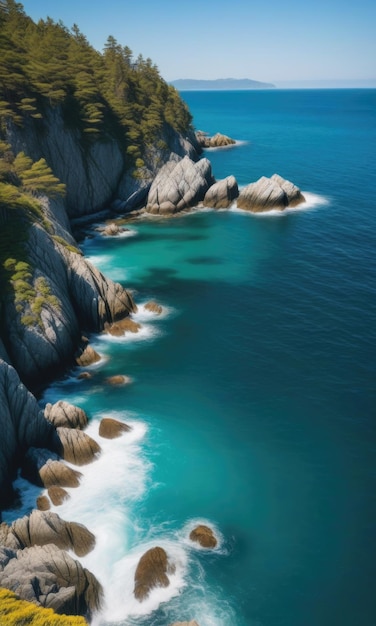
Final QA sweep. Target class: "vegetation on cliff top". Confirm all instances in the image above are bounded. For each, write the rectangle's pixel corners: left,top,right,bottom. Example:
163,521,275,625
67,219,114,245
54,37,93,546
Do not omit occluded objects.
0,0,192,165
0,138,65,328
0,0,193,331
0,587,87,625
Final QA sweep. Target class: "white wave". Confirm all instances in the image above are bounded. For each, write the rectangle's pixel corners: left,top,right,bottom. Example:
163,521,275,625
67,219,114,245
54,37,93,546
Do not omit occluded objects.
85,253,113,267
132,301,176,322
300,190,330,209
48,417,191,624
204,139,246,151
230,190,330,217
117,228,138,238
96,539,188,622
50,419,152,593
96,322,162,344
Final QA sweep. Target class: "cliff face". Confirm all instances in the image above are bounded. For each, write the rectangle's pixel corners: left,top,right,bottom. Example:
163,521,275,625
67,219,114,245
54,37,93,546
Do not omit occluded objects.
1,214,136,387
6,109,200,218
1,91,200,385
0,358,61,507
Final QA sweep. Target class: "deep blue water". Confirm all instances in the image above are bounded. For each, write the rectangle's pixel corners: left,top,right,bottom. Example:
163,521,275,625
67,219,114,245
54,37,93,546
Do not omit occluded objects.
11,90,376,626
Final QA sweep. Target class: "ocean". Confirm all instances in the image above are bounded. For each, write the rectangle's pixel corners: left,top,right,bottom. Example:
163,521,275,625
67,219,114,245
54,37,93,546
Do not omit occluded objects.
6,89,376,626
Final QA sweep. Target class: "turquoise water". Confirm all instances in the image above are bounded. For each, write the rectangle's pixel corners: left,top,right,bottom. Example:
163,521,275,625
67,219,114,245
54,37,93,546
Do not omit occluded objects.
19,90,376,625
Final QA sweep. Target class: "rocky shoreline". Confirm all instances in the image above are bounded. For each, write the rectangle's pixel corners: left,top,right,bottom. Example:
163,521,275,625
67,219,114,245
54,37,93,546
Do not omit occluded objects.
0,116,305,624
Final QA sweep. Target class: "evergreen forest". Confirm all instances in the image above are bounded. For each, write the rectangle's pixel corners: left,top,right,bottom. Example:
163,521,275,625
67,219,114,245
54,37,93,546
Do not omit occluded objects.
0,0,192,194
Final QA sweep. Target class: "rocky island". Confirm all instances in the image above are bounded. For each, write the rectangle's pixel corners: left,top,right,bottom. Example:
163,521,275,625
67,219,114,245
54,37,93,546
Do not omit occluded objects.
0,2,305,624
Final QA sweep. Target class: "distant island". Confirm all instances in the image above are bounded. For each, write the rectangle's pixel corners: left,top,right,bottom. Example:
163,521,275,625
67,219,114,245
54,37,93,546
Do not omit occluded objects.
170,78,276,90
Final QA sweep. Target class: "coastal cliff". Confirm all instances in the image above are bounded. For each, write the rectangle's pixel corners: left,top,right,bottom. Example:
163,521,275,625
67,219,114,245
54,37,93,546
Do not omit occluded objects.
0,4,202,619
0,3,307,622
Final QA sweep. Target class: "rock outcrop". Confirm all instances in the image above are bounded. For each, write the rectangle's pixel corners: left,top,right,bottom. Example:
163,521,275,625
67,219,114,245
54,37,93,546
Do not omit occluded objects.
36,486,69,510
104,317,141,336
134,546,175,601
99,417,132,439
21,447,60,486
145,156,215,215
44,401,88,430
56,427,101,466
189,525,218,548
0,360,61,508
203,175,239,208
0,544,102,619
237,173,305,212
75,343,101,367
48,485,70,506
196,131,236,148
0,510,95,557
7,107,200,219
39,459,82,489
0,220,137,387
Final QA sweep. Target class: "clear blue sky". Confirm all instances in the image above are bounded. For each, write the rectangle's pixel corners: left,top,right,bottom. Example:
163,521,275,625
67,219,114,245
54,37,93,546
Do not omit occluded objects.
23,0,376,86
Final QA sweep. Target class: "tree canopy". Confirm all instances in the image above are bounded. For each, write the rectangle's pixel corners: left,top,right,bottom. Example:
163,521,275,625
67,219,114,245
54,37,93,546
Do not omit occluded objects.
0,0,193,156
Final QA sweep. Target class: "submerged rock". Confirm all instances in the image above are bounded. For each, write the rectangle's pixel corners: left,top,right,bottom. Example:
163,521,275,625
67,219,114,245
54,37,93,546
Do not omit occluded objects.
237,174,305,212
189,525,217,548
145,301,163,315
134,546,175,601
105,375,132,386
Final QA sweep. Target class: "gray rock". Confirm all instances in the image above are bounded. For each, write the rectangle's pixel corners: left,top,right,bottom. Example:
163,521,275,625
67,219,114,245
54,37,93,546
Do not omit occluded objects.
44,400,88,429
270,173,306,206
237,174,305,212
146,156,215,215
0,543,102,619
204,175,239,208
1,218,137,387
3,509,95,557
196,131,236,148
0,360,61,508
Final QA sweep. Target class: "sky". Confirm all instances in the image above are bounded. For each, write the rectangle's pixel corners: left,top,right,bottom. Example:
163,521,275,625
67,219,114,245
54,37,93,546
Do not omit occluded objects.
22,0,376,87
